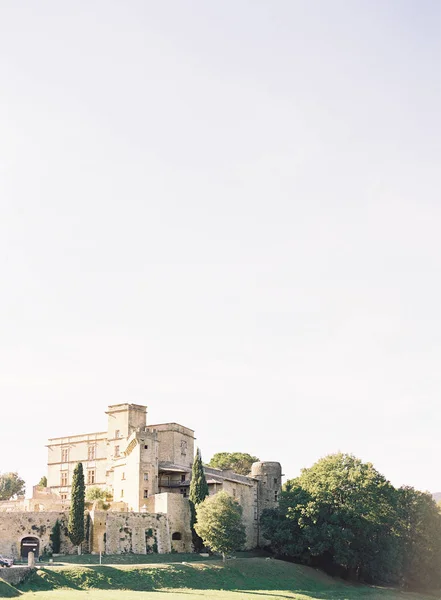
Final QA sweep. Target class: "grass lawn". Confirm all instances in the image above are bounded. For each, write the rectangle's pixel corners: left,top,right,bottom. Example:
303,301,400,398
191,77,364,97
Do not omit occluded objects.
2,557,436,600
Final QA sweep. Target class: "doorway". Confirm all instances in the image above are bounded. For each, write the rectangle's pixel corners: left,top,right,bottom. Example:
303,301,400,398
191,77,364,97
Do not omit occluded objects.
21,537,40,559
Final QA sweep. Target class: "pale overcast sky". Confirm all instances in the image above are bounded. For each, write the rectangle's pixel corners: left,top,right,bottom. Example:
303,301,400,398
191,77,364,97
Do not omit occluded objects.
0,1,440,497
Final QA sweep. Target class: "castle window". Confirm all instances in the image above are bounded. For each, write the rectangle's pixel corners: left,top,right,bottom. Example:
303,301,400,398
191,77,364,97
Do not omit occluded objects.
121,489,124,497
61,448,69,462
180,488,187,497
122,472,126,480
61,472,68,486
181,474,186,483
254,506,258,520
172,532,182,540
87,469,96,485
88,445,96,460
274,491,278,502
60,493,67,501
115,445,120,457
144,445,148,450
274,478,278,485
143,489,148,498
144,473,148,481
115,429,120,439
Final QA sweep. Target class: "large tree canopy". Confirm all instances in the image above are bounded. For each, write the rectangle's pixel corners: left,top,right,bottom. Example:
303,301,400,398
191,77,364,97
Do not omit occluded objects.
207,452,259,476
195,491,246,561
0,472,26,500
396,486,441,591
261,453,441,591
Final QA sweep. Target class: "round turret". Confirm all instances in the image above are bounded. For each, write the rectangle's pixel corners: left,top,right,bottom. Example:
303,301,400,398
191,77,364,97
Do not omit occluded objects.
250,461,282,480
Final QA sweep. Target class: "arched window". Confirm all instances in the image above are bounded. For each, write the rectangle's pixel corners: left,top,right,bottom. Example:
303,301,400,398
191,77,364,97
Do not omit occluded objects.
172,532,182,540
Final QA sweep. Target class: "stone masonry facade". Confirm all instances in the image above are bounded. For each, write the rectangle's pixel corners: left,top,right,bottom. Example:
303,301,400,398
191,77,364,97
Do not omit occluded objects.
0,403,281,558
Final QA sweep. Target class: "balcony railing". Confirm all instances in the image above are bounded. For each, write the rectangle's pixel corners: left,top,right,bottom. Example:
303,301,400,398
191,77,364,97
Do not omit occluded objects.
159,480,190,488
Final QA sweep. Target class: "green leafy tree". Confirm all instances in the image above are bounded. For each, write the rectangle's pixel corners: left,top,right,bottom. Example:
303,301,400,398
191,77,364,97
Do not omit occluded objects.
261,483,312,560
38,476,47,487
262,454,441,591
68,463,85,553
195,491,246,561
86,487,109,502
50,519,61,553
189,448,209,552
263,453,400,584
0,472,26,500
396,486,441,590
208,452,259,476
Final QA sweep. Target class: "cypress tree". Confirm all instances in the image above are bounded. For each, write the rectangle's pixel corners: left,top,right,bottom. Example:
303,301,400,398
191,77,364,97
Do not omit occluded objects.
189,448,209,552
49,519,61,554
68,462,85,553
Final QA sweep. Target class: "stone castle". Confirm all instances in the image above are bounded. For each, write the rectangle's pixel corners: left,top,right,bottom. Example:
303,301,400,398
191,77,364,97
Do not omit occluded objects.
0,403,282,559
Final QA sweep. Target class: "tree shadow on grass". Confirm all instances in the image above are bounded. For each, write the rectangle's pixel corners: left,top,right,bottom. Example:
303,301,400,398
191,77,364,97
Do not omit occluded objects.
0,578,22,598
16,561,436,600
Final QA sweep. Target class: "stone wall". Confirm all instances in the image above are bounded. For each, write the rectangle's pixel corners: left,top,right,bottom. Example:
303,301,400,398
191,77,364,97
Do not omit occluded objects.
154,424,195,469
0,512,76,558
0,488,65,514
147,493,192,553
103,511,171,554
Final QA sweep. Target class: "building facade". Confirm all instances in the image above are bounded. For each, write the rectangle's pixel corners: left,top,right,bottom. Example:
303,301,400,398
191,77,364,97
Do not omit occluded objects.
0,403,282,556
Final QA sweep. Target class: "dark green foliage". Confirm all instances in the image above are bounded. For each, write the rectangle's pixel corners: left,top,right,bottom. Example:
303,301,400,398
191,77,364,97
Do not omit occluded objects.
85,512,91,549
396,486,441,590
50,519,61,553
208,452,259,476
68,462,85,549
189,448,209,552
0,578,21,598
265,453,400,584
190,448,209,505
37,476,47,487
261,453,441,592
0,472,25,500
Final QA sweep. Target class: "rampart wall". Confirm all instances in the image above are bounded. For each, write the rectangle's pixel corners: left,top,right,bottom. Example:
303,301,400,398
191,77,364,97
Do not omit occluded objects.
0,511,76,558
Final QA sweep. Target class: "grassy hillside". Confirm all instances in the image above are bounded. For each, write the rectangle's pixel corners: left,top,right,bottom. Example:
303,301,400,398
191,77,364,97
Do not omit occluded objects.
0,578,20,598
12,557,437,600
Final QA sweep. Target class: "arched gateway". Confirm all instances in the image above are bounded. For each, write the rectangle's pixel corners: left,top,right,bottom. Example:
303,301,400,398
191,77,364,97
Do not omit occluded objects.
21,537,40,559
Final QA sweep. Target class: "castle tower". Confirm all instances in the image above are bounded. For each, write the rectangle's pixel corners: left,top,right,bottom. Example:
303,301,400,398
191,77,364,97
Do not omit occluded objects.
112,427,159,511
106,404,147,462
106,404,147,442
250,461,282,546
104,404,149,497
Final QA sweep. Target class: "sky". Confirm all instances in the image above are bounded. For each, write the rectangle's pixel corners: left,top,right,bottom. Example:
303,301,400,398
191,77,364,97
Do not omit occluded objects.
0,0,440,498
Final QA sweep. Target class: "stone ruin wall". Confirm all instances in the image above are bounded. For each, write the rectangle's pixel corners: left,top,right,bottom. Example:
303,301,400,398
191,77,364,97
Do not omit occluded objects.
101,511,171,555
0,509,184,558
0,511,76,558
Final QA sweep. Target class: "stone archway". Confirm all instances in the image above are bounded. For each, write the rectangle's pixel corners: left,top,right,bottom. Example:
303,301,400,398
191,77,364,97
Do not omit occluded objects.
21,537,40,559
